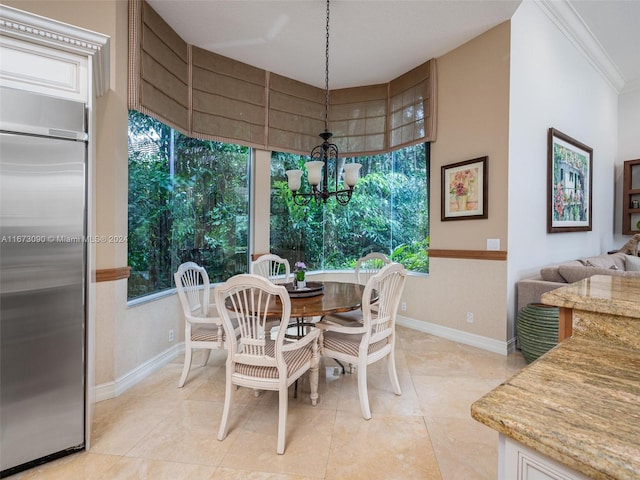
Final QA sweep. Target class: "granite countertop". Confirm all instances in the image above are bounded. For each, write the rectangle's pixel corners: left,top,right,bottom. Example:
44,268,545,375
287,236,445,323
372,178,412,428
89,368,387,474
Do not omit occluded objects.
471,337,640,480
541,275,640,318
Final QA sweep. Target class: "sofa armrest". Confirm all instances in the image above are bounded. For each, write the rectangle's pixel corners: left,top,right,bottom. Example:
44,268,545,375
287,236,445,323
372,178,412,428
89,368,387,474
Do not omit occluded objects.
516,278,565,314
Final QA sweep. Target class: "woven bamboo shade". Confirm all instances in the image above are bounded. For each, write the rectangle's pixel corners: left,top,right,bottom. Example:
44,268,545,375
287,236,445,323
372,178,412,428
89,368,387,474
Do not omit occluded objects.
129,0,437,155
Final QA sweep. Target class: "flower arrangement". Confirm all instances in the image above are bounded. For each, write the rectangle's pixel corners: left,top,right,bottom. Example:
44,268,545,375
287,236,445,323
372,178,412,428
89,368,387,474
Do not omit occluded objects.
450,181,469,197
294,261,306,281
449,169,475,197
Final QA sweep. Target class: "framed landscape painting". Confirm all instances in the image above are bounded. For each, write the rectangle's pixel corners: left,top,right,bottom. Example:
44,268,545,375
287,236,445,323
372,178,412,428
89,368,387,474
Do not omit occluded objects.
547,128,593,233
441,156,488,221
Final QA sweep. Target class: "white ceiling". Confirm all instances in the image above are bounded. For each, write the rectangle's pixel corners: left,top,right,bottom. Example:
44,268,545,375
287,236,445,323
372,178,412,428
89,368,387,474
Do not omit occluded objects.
147,0,640,92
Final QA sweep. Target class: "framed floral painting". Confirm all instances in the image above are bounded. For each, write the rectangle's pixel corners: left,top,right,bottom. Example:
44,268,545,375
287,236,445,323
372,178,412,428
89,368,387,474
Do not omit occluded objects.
547,128,593,233
441,156,488,221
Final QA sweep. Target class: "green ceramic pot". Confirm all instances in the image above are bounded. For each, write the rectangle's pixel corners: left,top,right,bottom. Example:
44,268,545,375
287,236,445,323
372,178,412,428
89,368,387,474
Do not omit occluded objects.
516,303,559,364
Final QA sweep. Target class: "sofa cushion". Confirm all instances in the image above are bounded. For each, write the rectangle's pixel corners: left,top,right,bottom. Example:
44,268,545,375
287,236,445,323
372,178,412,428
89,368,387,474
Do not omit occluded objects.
558,264,640,283
626,254,640,271
579,255,617,269
539,266,565,283
539,260,582,282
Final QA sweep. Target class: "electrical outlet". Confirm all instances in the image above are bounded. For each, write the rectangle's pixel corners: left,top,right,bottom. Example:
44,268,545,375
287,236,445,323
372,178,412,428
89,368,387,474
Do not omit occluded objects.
168,329,175,342
466,312,474,323
401,302,407,311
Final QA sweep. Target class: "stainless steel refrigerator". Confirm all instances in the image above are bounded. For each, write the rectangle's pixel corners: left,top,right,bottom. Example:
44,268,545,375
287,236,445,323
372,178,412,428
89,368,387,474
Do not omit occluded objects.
1,87,87,476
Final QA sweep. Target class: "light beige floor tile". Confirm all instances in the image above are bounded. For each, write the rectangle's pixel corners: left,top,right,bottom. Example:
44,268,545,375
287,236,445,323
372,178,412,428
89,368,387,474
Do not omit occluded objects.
212,467,319,479
336,367,422,417
100,456,217,480
404,349,480,377
219,404,335,477
459,345,527,378
396,328,461,353
125,400,239,466
90,384,184,456
5,452,119,480
325,411,441,480
10,328,527,480
426,416,499,480
412,375,502,420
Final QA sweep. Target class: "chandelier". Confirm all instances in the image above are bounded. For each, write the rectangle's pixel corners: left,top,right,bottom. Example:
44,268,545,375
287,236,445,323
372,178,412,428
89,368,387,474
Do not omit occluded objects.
285,0,361,206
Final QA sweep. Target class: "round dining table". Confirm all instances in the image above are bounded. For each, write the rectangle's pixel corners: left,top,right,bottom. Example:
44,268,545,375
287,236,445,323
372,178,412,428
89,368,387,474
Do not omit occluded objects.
279,281,367,318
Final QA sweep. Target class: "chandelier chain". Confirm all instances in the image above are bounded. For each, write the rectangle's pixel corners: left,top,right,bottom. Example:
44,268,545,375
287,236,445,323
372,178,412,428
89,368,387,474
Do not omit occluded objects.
284,0,360,206
324,0,330,131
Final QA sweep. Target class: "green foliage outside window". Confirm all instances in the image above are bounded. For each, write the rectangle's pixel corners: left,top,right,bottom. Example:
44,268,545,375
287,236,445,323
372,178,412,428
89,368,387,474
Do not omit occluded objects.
270,144,429,273
128,110,429,301
128,111,250,299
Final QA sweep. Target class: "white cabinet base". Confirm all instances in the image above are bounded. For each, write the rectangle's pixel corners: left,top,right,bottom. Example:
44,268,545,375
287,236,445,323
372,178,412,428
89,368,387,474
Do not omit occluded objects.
500,435,590,480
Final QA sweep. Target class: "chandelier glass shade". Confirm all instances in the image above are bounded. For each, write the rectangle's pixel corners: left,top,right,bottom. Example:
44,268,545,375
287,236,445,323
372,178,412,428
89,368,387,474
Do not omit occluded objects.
285,0,361,206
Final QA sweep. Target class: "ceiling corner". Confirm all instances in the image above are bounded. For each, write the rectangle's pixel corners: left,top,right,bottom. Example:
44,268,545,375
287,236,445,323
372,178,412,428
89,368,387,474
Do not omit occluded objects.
537,0,625,93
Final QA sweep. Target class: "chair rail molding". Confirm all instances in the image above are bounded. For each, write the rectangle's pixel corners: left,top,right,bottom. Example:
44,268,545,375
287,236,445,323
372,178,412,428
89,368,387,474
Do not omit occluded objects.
429,249,507,261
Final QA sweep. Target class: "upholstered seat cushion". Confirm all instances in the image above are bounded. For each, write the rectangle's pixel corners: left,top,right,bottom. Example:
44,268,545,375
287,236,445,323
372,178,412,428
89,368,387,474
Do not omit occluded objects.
191,324,223,342
234,339,314,379
191,315,238,342
626,254,640,271
322,309,364,326
322,330,388,357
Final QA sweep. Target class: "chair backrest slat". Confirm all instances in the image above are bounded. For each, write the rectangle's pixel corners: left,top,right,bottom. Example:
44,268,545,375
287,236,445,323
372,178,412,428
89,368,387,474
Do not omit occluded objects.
250,254,291,284
362,263,407,341
356,252,392,285
174,262,211,316
215,274,291,370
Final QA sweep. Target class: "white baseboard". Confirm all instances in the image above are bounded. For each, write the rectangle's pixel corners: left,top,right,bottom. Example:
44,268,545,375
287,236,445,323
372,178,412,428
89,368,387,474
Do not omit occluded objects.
94,343,183,402
397,315,514,355
95,318,515,402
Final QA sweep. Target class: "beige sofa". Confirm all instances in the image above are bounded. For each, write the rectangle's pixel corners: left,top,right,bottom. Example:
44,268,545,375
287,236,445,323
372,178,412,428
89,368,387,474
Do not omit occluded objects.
516,235,640,314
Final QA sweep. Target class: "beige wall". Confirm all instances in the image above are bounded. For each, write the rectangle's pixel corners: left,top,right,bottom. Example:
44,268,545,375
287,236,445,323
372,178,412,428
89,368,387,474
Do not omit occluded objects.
419,22,511,342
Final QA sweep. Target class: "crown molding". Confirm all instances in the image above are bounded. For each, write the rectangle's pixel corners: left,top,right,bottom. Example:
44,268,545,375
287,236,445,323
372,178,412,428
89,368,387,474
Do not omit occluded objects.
0,4,110,96
621,78,640,95
536,0,625,94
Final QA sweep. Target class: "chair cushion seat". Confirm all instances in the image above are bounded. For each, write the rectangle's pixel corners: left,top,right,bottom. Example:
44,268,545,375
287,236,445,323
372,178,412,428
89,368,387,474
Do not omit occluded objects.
322,330,388,357
235,339,314,379
191,324,224,342
322,309,363,326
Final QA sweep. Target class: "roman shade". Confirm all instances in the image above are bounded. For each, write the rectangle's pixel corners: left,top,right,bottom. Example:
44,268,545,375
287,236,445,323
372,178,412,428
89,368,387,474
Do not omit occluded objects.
268,74,325,154
330,84,388,155
129,0,189,133
192,46,266,146
389,60,437,149
128,0,437,155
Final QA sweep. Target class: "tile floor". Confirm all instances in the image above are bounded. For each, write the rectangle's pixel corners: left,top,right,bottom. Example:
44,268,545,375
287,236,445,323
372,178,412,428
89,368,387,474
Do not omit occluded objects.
7,326,527,480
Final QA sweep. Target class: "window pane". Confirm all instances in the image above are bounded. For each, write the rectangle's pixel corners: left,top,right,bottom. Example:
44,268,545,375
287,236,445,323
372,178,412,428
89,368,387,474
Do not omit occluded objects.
270,144,429,273
128,110,250,299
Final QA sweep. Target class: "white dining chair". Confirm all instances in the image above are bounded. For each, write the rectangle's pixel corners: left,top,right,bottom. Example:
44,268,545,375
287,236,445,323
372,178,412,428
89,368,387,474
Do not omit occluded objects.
250,253,292,284
174,262,227,388
322,252,392,327
317,262,407,420
215,273,321,454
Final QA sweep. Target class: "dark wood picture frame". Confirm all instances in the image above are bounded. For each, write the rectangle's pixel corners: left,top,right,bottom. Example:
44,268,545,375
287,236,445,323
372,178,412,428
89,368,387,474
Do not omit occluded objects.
547,128,593,233
441,156,488,221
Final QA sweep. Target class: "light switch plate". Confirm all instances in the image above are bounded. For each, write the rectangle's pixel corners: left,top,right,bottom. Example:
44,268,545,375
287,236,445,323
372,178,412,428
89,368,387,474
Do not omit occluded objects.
487,238,500,251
